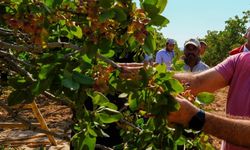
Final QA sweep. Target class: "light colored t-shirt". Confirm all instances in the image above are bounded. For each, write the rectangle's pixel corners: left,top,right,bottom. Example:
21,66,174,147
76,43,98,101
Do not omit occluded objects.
155,49,174,70
183,61,209,72
214,52,250,150
243,45,249,52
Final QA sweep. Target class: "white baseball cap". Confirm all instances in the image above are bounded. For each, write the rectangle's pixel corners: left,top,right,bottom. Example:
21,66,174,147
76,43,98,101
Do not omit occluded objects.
184,38,201,48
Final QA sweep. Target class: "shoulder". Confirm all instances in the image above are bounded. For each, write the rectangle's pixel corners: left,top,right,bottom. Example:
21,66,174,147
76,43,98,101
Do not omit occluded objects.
197,61,209,71
156,49,166,55
199,61,209,68
214,53,248,72
157,49,165,53
227,52,250,62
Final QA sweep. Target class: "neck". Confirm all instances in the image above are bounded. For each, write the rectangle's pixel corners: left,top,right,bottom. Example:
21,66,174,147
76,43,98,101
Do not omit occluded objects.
246,42,250,50
165,48,171,52
189,62,197,71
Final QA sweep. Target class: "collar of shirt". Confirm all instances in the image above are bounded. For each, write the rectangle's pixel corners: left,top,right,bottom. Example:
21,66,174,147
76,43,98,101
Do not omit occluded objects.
243,45,249,52
184,61,207,72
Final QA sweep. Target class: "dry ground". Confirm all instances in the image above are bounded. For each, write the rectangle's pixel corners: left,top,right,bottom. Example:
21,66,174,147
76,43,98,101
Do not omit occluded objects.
0,88,72,149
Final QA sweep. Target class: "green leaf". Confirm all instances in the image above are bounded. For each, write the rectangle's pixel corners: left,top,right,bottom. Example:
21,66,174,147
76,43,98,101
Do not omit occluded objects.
112,7,127,22
87,91,118,110
166,95,180,112
197,92,215,104
87,125,97,137
172,59,185,71
38,64,56,80
86,42,98,58
175,135,187,146
100,49,115,58
99,0,114,9
167,79,184,93
62,77,80,90
143,33,156,54
156,0,168,13
98,38,112,52
155,63,167,73
142,0,160,16
149,14,169,27
99,10,115,22
72,72,94,86
109,70,119,89
146,118,156,130
98,108,122,123
128,93,138,111
82,135,96,150
52,0,63,8
32,77,53,96
44,0,53,8
81,54,92,64
71,26,82,39
8,90,34,106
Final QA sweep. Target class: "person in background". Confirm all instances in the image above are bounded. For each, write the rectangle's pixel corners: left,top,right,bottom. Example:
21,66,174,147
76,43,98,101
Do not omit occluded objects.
229,27,250,55
168,95,250,149
155,38,176,70
144,53,154,65
183,38,209,72
199,41,207,56
173,52,250,150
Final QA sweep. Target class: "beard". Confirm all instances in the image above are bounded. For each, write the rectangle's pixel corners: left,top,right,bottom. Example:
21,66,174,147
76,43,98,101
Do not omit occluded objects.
184,54,200,66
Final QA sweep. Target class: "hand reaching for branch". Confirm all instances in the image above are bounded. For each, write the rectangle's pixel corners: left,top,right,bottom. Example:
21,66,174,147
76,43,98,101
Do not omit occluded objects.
167,95,199,127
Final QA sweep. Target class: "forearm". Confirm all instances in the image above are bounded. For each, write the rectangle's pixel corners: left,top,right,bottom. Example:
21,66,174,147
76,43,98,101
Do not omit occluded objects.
174,69,227,95
203,112,250,148
173,72,203,94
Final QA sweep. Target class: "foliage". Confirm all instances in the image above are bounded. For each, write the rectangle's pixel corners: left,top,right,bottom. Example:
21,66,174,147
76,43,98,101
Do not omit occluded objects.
202,10,250,66
0,0,212,149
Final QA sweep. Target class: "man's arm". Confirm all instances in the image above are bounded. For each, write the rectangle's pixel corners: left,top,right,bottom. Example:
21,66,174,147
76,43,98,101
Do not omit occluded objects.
168,96,250,148
173,68,227,95
204,112,250,148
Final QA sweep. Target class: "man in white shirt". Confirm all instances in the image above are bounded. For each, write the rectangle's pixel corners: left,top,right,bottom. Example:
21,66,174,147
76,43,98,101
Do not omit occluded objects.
183,38,209,72
155,38,176,70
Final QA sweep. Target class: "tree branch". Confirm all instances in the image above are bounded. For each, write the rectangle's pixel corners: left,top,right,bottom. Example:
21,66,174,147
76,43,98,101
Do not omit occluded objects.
0,27,13,36
3,56,35,81
42,91,75,109
95,144,113,150
0,50,75,108
0,49,33,68
0,101,70,141
0,40,123,70
119,119,142,133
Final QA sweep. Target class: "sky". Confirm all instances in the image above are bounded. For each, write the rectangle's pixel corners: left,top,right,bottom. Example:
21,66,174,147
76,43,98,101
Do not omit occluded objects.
135,0,250,48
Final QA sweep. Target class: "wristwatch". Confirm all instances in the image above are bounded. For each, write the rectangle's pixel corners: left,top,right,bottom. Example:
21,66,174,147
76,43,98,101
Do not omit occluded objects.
188,109,205,131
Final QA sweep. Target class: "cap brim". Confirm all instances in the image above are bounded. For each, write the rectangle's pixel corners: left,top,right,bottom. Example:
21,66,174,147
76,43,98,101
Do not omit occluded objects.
184,41,199,47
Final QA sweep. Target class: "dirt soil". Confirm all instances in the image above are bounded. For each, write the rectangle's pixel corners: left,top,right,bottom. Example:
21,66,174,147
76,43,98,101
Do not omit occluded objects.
0,86,229,150
0,88,72,149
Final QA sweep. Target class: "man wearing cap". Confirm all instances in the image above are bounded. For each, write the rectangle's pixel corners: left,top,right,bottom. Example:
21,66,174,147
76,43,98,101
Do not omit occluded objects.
229,27,250,55
183,38,209,72
155,38,176,70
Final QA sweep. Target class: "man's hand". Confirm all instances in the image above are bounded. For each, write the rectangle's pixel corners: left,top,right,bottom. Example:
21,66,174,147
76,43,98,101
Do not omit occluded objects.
167,95,199,127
